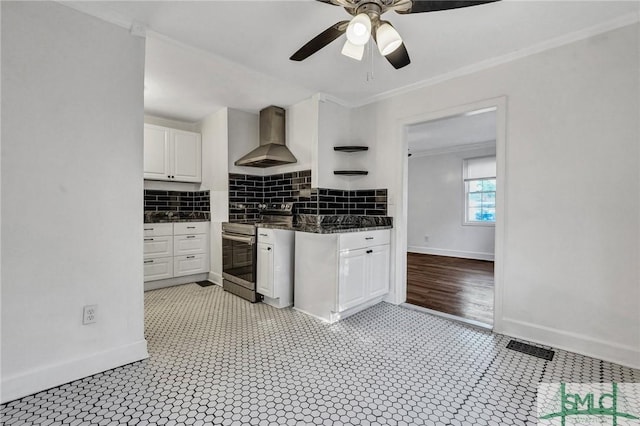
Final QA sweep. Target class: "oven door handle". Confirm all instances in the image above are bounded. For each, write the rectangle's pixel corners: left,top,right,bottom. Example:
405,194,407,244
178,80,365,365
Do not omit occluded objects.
222,234,255,245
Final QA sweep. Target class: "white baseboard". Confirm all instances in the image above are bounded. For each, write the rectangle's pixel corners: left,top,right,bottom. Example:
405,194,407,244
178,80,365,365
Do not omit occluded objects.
144,273,209,291
500,317,640,370
208,272,222,286
1,340,148,404
407,246,495,261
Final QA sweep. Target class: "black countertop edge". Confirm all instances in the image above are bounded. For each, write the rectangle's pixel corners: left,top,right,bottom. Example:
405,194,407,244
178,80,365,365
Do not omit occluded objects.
258,223,393,234
144,211,211,223
145,218,211,223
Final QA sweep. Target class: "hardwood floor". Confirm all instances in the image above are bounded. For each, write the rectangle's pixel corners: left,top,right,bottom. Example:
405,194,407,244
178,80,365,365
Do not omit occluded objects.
406,253,494,325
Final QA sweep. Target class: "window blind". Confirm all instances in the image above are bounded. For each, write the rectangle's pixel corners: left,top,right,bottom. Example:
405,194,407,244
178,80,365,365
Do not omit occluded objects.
463,156,496,180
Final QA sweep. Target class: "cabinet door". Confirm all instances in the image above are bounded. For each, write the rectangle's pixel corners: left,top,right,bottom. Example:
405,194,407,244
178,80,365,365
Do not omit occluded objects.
256,242,274,298
143,125,170,180
144,257,173,282
338,248,368,312
172,130,202,183
144,235,173,259
174,234,207,256
174,254,208,277
368,245,390,299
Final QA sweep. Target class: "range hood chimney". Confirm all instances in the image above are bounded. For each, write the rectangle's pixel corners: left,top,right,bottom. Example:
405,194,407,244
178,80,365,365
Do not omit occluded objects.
234,106,298,168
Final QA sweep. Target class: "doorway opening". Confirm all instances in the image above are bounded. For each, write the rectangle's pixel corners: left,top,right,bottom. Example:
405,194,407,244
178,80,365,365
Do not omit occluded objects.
405,106,498,327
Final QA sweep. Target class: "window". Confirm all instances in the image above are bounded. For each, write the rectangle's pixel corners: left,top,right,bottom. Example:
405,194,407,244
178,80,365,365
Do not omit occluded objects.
463,156,496,225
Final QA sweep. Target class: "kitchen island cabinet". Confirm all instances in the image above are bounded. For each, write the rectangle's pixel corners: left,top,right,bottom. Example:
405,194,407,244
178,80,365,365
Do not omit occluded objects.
294,229,390,323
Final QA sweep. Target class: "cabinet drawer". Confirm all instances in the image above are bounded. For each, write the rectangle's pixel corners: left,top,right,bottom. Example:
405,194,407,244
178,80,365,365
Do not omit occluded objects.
144,257,173,282
339,229,390,251
174,234,207,256
174,254,208,277
174,222,209,235
257,228,275,243
143,223,173,237
144,235,173,258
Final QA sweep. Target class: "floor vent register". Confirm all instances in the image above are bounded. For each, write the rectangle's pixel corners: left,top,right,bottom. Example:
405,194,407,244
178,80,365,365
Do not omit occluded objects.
506,340,555,361
196,280,215,287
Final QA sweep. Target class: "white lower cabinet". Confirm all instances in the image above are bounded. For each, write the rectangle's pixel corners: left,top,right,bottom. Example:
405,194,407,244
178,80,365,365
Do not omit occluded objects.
174,254,208,277
256,228,294,308
367,245,391,299
338,248,369,312
256,242,274,297
143,222,209,282
294,229,391,323
144,257,173,281
143,235,173,258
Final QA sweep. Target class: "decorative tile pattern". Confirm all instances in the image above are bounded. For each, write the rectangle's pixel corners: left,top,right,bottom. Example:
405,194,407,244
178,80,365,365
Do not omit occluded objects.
144,189,211,212
228,171,387,220
298,189,388,216
229,170,312,222
2,284,638,425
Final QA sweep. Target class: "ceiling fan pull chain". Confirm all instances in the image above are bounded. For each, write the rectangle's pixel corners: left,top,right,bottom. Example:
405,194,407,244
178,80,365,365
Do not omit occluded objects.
366,40,375,82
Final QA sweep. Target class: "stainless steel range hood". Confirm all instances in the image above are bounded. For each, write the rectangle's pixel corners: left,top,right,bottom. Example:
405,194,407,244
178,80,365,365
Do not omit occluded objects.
234,106,297,168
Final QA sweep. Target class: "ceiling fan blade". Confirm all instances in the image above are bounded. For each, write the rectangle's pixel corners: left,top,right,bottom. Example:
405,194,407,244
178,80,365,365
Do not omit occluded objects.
290,21,349,62
315,0,357,7
384,42,411,69
397,0,499,14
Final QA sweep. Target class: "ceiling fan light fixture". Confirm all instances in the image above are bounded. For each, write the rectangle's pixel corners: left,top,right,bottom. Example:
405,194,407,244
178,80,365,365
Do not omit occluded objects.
376,22,403,56
341,39,365,61
346,13,371,46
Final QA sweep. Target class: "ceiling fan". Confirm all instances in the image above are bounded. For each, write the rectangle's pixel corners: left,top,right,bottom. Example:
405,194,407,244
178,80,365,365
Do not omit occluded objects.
290,0,498,69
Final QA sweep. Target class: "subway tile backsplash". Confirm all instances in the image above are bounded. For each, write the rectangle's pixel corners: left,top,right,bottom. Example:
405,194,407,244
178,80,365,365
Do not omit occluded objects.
229,170,312,222
228,170,387,222
144,190,210,212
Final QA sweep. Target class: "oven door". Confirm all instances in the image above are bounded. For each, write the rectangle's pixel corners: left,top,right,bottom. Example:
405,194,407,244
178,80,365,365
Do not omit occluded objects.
222,233,256,289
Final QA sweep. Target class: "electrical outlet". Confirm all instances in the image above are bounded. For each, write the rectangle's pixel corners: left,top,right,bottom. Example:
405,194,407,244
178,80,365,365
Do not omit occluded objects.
83,305,97,325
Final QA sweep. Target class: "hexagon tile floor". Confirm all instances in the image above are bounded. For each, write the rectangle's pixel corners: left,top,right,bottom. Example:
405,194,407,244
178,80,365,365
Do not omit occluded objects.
2,284,639,425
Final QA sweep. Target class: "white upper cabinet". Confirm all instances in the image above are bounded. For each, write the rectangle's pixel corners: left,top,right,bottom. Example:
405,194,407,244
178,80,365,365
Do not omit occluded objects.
144,124,202,183
143,125,170,180
172,130,202,182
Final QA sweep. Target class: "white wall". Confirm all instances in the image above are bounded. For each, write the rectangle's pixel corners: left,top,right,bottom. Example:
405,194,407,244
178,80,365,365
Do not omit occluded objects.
408,146,496,260
227,108,261,176
199,108,229,285
1,1,148,402
353,24,640,368
316,98,372,190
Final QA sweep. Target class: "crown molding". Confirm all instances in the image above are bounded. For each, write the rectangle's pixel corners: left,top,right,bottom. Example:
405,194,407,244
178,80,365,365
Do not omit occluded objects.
56,1,133,31
55,2,639,112
410,140,496,158
349,10,640,108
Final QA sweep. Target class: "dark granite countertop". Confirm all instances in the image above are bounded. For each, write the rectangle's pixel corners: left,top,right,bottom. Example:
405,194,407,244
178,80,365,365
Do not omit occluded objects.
144,211,210,223
258,215,393,234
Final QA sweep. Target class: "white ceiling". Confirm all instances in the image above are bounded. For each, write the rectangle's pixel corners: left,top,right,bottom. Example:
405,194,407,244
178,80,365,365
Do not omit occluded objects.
407,109,496,153
63,1,639,122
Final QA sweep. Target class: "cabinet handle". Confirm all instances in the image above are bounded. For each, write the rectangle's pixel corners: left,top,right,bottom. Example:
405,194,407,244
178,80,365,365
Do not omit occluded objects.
186,235,196,239
366,250,373,254
259,233,268,237
144,238,154,241
144,228,153,231
365,237,374,240
267,247,272,251
187,226,196,229
144,260,153,264
186,256,195,259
